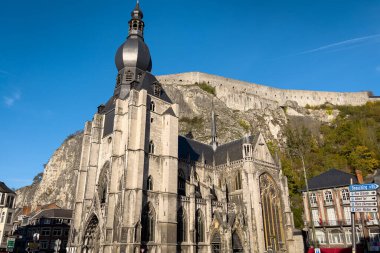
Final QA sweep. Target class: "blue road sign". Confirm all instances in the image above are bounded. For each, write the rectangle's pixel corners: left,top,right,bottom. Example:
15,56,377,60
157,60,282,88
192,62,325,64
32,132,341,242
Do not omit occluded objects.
349,183,379,192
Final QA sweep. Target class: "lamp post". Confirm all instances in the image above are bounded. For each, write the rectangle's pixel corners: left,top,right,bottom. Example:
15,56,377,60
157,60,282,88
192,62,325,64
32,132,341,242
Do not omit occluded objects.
300,153,317,248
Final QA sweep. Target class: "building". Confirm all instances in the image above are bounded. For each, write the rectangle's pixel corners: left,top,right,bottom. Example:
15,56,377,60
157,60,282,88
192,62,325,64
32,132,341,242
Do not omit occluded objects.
12,205,72,253
0,181,16,251
302,169,380,249
69,3,303,253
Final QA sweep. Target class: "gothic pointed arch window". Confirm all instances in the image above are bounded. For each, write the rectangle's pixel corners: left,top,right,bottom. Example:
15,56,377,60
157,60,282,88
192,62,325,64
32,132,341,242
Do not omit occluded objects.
149,141,154,154
141,202,156,242
259,173,285,251
195,209,205,243
232,232,244,253
178,169,186,195
147,176,153,191
177,207,187,242
235,171,242,190
211,232,221,253
82,215,100,253
97,162,110,206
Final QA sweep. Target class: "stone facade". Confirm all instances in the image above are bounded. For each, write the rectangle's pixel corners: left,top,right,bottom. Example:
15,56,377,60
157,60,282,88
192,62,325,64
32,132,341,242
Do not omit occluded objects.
157,72,380,109
68,3,302,253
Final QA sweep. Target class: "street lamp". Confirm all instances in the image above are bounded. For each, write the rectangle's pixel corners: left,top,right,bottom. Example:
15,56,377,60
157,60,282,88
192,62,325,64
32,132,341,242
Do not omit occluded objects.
299,153,317,248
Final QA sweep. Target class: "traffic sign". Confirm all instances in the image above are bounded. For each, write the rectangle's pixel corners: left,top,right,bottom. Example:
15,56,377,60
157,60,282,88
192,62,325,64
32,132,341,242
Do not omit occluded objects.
350,196,377,202
7,238,15,248
349,183,379,192
351,207,378,212
350,201,377,207
350,191,377,197
7,238,15,252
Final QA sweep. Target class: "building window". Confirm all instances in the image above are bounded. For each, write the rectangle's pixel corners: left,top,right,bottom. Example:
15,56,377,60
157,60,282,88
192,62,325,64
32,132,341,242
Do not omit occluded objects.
125,70,133,82
42,218,51,225
316,230,326,244
41,228,51,236
342,189,350,203
83,215,100,252
6,196,10,207
309,193,317,205
149,141,154,154
327,208,337,226
324,191,333,205
53,228,62,236
311,209,320,226
100,187,107,204
147,176,153,191
328,229,343,244
211,232,221,253
232,232,244,252
6,213,12,224
153,83,162,97
343,206,351,225
195,209,204,243
178,169,186,195
260,173,285,251
177,208,187,242
141,203,155,242
369,228,380,242
0,212,4,223
235,172,242,190
64,229,69,237
150,101,155,112
40,241,49,249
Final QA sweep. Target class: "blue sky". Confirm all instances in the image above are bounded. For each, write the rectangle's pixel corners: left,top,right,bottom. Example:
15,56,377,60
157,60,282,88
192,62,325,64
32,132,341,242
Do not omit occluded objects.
1,0,380,189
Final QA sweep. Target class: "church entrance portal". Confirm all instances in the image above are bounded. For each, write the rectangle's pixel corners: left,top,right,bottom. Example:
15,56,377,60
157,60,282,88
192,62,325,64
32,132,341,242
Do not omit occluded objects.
82,215,100,253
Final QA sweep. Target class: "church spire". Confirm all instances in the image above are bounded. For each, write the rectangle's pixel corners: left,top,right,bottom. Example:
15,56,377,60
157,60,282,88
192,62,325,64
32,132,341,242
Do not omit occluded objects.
211,99,218,151
129,1,145,38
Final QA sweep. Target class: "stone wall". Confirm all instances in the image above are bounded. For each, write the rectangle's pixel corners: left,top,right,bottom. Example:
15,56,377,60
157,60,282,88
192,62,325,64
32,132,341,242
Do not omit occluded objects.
157,72,372,109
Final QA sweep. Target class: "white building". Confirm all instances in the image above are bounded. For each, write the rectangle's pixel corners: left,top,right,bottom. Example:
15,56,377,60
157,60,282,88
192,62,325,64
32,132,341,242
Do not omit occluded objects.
0,181,16,250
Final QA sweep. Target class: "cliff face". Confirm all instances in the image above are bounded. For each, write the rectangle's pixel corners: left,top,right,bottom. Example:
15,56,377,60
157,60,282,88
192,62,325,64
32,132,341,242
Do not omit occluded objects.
16,132,83,210
15,80,338,210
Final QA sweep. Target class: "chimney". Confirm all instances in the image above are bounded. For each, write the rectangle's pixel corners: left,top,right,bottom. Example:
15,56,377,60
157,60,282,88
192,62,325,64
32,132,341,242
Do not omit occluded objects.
355,170,364,184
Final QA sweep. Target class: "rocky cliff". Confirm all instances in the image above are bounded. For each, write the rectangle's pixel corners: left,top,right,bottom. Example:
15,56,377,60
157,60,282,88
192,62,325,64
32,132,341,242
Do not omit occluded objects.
15,81,339,210
16,132,83,210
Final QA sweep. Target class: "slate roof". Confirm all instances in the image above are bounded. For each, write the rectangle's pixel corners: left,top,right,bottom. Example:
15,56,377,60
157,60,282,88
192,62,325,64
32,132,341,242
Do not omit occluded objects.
178,134,259,166
305,169,358,191
0,181,15,194
31,209,73,220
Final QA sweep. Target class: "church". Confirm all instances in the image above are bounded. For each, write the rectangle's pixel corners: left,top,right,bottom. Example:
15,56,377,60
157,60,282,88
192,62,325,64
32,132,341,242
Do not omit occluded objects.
68,3,302,253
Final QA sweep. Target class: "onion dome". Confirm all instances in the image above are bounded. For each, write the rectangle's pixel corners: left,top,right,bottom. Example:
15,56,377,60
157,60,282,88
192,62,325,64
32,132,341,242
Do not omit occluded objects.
115,2,152,72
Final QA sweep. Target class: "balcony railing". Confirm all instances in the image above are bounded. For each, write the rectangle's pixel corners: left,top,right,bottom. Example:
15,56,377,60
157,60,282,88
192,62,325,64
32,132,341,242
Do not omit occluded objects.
324,200,334,206
311,219,353,227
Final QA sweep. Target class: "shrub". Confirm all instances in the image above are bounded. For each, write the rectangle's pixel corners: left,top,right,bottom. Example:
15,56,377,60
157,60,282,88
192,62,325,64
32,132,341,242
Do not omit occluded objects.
197,82,216,96
238,119,250,132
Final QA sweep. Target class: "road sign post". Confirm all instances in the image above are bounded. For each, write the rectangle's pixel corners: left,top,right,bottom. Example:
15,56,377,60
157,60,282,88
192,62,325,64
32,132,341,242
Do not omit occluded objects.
349,182,379,253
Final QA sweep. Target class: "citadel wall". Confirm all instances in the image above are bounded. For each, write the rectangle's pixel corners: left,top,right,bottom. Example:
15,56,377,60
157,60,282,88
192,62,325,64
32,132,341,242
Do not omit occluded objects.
158,72,376,110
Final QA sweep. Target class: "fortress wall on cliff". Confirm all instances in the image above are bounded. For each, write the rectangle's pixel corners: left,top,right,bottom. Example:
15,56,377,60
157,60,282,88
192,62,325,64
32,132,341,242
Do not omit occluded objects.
157,72,373,110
